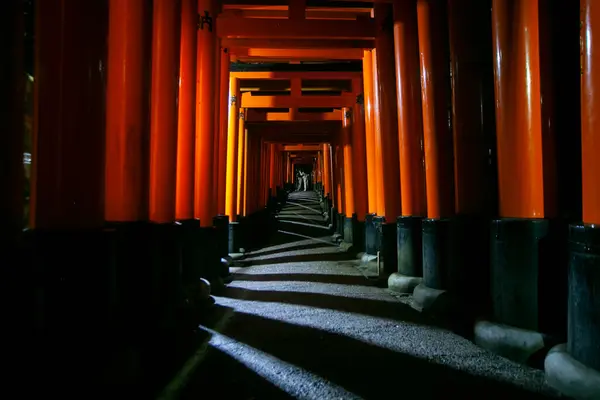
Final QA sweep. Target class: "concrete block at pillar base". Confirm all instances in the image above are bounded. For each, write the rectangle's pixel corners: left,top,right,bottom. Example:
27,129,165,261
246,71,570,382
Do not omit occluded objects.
197,226,227,282
474,320,546,364
388,273,422,294
339,241,354,252
178,219,202,287
337,213,345,236
490,218,567,336
412,283,451,314
396,216,423,278
343,216,354,244
567,223,600,371
330,207,338,231
545,343,600,400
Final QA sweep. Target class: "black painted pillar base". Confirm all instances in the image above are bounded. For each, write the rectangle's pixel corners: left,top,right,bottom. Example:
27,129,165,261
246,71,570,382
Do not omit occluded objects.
364,213,378,255
544,224,600,398
378,218,398,276
331,207,338,232
337,213,345,237
388,216,423,294
228,220,244,254
212,215,229,261
412,219,457,314
343,216,354,244
352,215,365,253
24,227,117,335
179,219,202,288
474,218,567,365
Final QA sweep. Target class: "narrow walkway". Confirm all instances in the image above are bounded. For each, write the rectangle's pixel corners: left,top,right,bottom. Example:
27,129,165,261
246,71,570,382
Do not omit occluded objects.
177,191,563,399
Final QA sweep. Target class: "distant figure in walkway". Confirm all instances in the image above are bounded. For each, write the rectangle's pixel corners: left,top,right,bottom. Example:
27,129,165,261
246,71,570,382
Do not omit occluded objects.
302,171,308,192
296,171,304,191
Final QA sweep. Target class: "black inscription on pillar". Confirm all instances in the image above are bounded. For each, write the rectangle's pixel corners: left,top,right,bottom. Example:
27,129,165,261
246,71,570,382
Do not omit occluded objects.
198,11,213,32
239,111,245,120
344,110,352,119
230,95,236,106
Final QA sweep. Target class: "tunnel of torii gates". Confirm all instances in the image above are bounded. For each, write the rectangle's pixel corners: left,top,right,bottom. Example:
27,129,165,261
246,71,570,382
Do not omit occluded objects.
1,0,600,396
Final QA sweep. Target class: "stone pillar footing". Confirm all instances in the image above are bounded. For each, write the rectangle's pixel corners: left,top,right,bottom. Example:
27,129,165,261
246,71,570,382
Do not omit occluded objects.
473,319,548,365
412,282,450,313
545,343,600,400
228,221,244,255
388,273,422,294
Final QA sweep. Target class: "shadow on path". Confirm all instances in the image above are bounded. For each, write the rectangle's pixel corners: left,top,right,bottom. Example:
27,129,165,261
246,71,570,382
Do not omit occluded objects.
232,272,376,286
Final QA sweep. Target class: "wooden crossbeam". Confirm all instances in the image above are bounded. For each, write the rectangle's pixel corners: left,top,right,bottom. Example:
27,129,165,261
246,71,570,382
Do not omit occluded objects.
230,48,364,61
216,16,375,40
283,144,321,151
221,38,374,49
232,71,362,80
246,109,342,121
242,93,355,108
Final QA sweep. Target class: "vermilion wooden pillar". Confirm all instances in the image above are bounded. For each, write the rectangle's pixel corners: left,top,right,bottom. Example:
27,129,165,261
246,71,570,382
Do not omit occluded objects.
195,0,218,226
391,0,427,288
33,0,111,340
417,0,454,222
412,0,457,301
581,1,600,226
0,0,24,244
176,0,197,222
322,143,332,198
225,77,240,221
371,49,385,216
217,48,230,216
394,1,426,219
362,50,378,215
446,0,497,311
105,0,150,223
352,82,369,224
269,143,276,196
342,108,355,218
236,108,246,216
34,0,108,229
474,0,561,352
492,0,555,220
544,1,600,390
149,0,181,224
374,3,402,222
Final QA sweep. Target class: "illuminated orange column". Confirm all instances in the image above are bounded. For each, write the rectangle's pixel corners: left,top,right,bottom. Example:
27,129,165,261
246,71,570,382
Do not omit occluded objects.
352,84,369,222
394,0,426,219
371,50,385,216
269,143,276,195
217,48,231,215
582,0,600,225
236,108,246,216
149,0,181,223
225,77,240,221
194,0,218,226
105,0,150,223
334,136,345,214
176,0,197,221
322,143,332,197
33,0,108,229
374,3,402,222
363,50,378,215
491,0,554,219
0,0,24,242
342,108,355,217
416,0,454,220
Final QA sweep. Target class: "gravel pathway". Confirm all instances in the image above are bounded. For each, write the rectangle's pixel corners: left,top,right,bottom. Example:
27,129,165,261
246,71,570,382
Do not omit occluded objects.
178,191,564,400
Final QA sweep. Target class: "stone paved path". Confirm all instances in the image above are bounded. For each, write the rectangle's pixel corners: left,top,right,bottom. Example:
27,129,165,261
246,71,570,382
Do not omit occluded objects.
175,191,564,400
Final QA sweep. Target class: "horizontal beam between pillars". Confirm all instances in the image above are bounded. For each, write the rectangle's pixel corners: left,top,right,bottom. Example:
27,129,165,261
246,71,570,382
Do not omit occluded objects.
221,38,375,49
246,109,341,121
231,71,362,80
230,47,364,60
217,16,376,39
241,93,356,108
